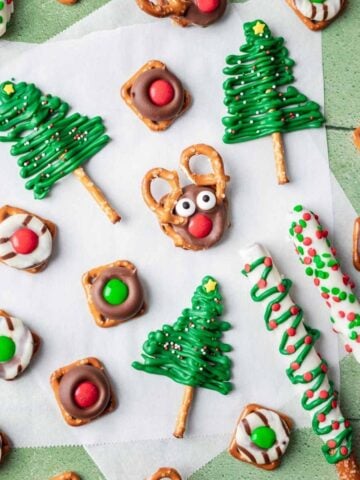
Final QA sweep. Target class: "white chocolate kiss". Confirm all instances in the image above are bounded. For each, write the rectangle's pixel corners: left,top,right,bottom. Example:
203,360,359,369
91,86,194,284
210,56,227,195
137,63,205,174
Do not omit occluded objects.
235,409,290,464
293,0,342,21
0,213,52,270
0,315,34,380
0,1,14,38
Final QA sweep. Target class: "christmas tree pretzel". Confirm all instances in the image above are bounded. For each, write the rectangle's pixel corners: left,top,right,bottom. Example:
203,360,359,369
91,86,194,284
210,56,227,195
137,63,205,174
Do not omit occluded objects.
289,205,360,362
132,276,232,438
240,243,360,480
0,81,120,223
222,20,325,184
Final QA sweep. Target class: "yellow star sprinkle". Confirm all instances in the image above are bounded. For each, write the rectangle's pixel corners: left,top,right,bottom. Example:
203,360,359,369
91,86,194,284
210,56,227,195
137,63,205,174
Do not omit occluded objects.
3,83,15,96
253,21,265,35
204,279,217,293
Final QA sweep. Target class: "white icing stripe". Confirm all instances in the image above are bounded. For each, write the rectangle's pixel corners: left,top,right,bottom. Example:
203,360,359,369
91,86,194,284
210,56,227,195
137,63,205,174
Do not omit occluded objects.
0,1,14,38
0,213,52,270
239,244,349,450
290,208,360,363
0,316,34,380
293,0,341,21
235,409,290,464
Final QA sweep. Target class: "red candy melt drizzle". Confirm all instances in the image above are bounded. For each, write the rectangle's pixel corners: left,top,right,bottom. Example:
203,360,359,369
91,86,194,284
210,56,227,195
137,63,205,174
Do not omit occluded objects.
148,80,175,106
10,228,39,254
74,381,100,409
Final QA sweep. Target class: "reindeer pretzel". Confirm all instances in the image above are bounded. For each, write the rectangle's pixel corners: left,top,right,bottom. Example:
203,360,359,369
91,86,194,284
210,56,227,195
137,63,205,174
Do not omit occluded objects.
142,144,230,250
50,473,80,480
180,144,230,203
136,0,189,18
148,467,182,480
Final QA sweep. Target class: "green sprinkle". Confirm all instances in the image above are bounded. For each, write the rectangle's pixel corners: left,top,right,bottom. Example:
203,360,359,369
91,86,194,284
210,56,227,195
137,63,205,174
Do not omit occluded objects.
299,219,307,228
349,294,356,304
297,246,304,255
350,332,358,341
339,292,347,301
321,287,330,293
332,288,340,295
328,259,338,267
305,267,314,276
297,234,304,242
294,205,303,212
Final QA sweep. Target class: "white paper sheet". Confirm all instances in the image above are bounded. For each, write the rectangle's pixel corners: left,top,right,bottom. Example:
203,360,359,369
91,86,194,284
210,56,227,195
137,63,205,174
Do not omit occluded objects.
0,0,338,448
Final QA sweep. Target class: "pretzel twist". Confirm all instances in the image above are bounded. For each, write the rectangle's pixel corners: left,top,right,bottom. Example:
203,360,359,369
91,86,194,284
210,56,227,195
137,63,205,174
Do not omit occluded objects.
142,168,186,226
149,467,182,480
180,144,230,203
136,0,189,18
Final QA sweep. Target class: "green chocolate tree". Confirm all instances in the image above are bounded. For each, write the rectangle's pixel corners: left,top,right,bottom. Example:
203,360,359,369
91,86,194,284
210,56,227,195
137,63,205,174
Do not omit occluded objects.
132,276,232,438
222,20,325,185
0,81,119,223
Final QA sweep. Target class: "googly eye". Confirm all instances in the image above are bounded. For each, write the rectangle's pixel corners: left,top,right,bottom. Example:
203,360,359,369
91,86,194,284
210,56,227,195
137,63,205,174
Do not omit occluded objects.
175,198,196,217
196,191,217,211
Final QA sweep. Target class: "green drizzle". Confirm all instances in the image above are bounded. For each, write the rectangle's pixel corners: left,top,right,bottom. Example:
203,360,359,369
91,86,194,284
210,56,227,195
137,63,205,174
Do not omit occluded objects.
242,257,352,464
132,276,232,395
222,20,325,144
0,81,110,199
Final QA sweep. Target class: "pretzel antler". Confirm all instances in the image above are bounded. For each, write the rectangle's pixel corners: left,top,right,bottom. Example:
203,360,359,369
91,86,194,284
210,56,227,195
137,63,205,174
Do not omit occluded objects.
149,467,182,480
142,168,186,226
180,144,230,203
136,0,189,18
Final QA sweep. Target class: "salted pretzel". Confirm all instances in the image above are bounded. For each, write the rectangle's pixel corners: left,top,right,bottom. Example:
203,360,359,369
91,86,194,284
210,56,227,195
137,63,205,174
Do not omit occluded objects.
50,473,80,480
136,0,189,18
142,144,230,251
148,467,182,480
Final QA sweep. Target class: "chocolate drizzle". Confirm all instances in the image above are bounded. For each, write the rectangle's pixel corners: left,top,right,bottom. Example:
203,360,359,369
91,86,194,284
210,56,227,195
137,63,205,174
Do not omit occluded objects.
131,68,185,122
90,266,144,321
59,365,111,421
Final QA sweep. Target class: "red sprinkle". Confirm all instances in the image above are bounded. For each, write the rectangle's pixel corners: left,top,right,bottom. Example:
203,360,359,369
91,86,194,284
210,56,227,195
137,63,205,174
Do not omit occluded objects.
269,320,277,330
148,79,175,106
314,278,320,286
308,248,317,257
304,257,312,265
244,264,251,273
345,420,351,428
10,227,39,255
303,372,313,382
345,344,353,353
339,311,345,318
321,364,328,373
196,0,220,13
327,440,337,449
319,390,329,399
316,230,323,239
287,327,296,337
332,400,338,409
332,265,339,271
318,413,326,423
347,312,355,321
277,283,286,293
303,237,312,246
340,447,348,456
321,292,330,299
332,421,340,430
264,257,272,267
326,301,331,308
332,296,340,303
290,306,299,315
286,345,295,354
257,279,267,289
294,225,303,234
291,362,300,371
306,390,314,398
304,336,313,345
74,381,100,409
272,303,281,312
303,213,311,221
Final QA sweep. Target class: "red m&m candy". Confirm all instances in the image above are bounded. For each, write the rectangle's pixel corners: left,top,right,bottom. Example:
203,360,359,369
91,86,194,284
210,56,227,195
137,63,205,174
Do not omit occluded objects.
149,80,175,106
74,381,100,409
196,0,220,13
10,228,39,255
188,213,213,238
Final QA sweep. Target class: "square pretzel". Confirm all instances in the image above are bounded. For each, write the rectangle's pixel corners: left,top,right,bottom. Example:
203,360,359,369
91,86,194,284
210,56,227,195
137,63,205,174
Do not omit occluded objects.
82,260,146,328
50,357,116,427
229,403,293,471
285,0,346,31
0,432,11,463
0,205,57,274
121,60,191,132
50,473,80,480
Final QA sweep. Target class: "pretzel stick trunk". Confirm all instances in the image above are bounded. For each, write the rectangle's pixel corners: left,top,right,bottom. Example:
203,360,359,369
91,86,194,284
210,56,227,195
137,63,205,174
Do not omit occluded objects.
173,386,195,438
73,168,121,224
272,132,289,185
336,455,360,480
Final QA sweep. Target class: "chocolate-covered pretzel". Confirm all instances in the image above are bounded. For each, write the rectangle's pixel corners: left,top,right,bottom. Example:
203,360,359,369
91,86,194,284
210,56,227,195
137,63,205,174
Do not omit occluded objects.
121,60,191,132
59,365,111,421
91,267,144,321
173,0,227,27
142,144,230,251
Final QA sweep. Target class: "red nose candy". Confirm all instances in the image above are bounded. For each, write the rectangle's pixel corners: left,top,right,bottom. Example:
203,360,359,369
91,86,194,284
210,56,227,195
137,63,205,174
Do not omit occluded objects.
74,381,100,409
11,228,39,254
196,0,220,13
149,80,175,106
188,213,213,238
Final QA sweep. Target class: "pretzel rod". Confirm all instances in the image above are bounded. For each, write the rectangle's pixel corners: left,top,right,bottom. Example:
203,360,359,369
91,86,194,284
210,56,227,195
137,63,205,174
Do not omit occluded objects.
272,132,289,185
289,205,360,362
239,243,355,471
353,218,360,271
173,385,195,438
73,168,120,224
149,467,182,480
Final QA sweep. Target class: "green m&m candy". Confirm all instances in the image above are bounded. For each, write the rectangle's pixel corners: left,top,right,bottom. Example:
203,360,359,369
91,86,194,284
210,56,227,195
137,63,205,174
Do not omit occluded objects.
251,426,277,449
0,335,16,362
102,278,129,305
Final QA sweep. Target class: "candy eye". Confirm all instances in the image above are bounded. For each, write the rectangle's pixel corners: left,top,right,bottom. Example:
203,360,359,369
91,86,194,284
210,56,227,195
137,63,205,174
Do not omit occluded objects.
175,198,196,217
196,191,216,211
